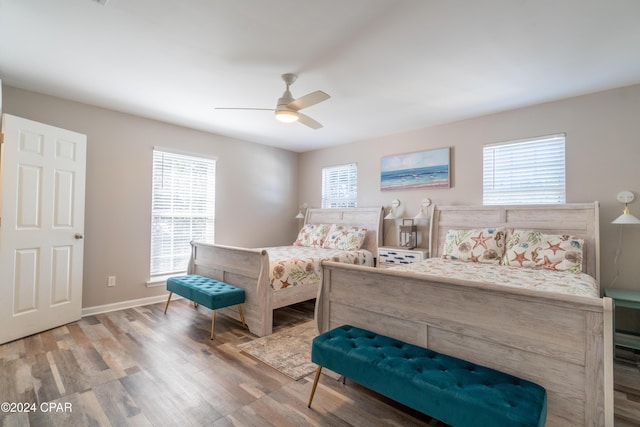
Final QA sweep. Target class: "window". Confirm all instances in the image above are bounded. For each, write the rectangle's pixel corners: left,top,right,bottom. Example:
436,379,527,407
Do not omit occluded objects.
483,134,566,205
322,163,357,208
150,148,216,278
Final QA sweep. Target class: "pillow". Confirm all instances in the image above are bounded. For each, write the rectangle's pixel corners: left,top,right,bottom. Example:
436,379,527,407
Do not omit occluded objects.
502,230,584,273
442,228,506,264
293,224,331,247
322,225,368,250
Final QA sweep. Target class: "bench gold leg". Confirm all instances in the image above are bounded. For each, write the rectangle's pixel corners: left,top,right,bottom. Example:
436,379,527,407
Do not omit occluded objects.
307,365,323,408
237,305,247,329
211,310,216,339
164,292,173,314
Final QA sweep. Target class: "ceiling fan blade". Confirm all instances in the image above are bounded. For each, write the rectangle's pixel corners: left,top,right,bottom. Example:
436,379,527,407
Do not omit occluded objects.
288,90,330,111
297,112,323,129
214,107,274,111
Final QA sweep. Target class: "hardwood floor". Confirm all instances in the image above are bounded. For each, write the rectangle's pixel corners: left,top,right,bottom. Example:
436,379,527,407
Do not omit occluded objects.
614,348,640,426
0,299,638,426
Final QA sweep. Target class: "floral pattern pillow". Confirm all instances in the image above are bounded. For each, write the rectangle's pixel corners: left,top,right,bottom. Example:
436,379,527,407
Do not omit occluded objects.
442,228,506,264
322,225,368,251
293,224,331,248
502,230,584,273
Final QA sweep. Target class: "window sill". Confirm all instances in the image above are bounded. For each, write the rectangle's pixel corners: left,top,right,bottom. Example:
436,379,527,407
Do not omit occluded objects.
146,272,186,288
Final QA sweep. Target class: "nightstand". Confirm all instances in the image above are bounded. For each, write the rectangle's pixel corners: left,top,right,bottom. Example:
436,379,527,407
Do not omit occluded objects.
378,246,429,268
604,288,640,352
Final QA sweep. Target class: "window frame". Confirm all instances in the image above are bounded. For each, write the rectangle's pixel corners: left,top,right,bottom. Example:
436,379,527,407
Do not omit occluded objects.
321,163,358,208
483,134,566,206
149,147,216,282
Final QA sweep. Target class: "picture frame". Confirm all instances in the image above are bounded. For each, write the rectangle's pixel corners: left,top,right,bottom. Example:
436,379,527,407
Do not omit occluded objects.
380,147,450,191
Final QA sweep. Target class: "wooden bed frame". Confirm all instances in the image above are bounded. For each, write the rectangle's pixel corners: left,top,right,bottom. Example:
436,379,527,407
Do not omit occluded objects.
189,206,383,337
316,203,613,426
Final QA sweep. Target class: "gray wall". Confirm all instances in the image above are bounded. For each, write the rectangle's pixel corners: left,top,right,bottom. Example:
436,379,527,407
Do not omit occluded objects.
2,86,299,309
299,84,640,329
4,83,640,329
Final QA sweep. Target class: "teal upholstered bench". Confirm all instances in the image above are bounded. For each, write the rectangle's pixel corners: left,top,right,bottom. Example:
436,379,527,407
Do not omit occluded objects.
164,274,246,339
308,325,547,427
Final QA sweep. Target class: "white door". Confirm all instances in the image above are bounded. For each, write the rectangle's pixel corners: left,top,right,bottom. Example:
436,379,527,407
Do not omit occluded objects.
0,114,86,344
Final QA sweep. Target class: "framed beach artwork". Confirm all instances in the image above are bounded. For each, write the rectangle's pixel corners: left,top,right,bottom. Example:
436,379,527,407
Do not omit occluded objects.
380,147,450,191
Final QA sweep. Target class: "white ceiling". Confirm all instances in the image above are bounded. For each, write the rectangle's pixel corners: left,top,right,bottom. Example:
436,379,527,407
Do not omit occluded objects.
2,0,640,152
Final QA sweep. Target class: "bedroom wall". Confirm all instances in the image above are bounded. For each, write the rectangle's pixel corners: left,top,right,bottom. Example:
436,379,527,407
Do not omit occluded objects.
2,86,299,309
298,83,640,330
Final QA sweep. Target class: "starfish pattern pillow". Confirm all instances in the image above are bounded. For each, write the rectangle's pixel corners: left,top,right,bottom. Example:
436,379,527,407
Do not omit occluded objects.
322,225,368,250
442,228,506,264
293,224,331,247
502,230,584,273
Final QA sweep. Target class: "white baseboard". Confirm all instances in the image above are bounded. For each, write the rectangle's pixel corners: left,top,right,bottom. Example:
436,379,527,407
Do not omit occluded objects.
81,294,182,317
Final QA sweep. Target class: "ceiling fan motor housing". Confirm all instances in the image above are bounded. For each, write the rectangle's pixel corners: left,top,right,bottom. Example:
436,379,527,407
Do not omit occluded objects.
275,75,299,122
276,90,295,112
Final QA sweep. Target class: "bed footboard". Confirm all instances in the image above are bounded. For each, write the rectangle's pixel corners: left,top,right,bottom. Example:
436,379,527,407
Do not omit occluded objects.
316,262,614,426
189,242,273,336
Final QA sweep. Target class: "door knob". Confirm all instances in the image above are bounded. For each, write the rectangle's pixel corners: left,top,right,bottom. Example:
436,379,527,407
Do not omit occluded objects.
75,233,84,239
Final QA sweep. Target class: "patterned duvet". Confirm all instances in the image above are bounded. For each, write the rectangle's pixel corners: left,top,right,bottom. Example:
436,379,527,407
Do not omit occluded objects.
389,258,599,298
265,246,374,291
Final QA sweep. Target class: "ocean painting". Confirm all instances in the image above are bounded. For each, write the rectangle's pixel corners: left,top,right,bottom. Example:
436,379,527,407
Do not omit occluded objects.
381,147,450,191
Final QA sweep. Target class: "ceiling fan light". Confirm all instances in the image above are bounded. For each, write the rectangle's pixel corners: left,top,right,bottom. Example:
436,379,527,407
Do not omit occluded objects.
275,109,298,123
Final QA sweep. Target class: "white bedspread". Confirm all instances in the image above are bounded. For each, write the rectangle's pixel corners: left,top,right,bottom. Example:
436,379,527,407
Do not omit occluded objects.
390,258,599,298
265,246,373,291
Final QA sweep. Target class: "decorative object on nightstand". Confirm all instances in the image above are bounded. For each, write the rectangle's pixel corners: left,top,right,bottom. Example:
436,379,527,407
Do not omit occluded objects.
384,199,400,220
413,198,432,221
399,218,418,249
378,246,429,267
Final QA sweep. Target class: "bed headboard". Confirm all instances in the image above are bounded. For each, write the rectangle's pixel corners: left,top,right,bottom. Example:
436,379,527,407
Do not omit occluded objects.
304,207,384,254
430,202,600,282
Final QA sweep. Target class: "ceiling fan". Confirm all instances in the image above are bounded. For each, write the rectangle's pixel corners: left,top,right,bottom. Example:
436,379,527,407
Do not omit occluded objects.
215,73,330,129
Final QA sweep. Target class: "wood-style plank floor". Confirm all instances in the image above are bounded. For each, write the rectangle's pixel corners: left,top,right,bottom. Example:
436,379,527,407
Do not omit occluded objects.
0,299,638,426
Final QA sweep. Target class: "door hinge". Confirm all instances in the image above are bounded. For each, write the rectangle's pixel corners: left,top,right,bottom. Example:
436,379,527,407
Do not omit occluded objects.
0,133,4,144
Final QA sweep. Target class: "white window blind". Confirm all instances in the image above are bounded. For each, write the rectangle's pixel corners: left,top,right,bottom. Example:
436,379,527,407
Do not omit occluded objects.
150,149,216,278
483,134,566,205
322,163,358,208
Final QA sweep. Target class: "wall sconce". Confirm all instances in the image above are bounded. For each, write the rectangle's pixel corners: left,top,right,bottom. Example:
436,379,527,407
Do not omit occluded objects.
414,198,432,221
295,202,308,220
612,191,640,224
610,191,640,287
384,199,401,220
399,218,417,249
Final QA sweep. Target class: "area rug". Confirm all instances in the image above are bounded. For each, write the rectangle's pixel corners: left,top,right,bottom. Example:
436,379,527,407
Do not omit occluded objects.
237,320,318,380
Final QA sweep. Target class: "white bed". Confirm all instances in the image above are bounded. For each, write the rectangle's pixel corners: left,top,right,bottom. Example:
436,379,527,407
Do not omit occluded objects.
189,206,383,337
316,203,613,426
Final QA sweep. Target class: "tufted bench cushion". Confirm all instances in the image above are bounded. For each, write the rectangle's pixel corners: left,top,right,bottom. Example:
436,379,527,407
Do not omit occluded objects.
308,325,547,427
166,275,245,310
164,274,246,338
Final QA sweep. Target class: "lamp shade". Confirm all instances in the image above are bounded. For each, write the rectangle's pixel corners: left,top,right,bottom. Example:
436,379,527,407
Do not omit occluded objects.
414,208,428,220
413,198,431,220
612,209,640,224
384,199,400,219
